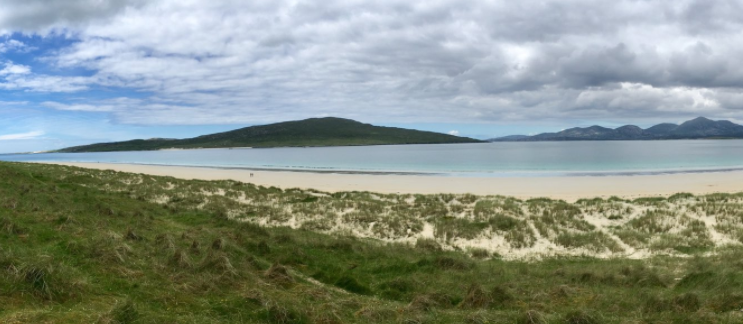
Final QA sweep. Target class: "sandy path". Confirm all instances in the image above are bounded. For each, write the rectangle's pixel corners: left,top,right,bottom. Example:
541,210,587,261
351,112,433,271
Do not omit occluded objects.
44,162,743,202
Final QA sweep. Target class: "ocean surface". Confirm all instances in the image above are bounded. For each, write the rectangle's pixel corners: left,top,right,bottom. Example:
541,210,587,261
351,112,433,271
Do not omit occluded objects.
3,140,743,177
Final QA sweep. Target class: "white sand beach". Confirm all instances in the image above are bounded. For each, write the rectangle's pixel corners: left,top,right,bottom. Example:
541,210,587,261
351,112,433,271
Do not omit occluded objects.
44,162,743,201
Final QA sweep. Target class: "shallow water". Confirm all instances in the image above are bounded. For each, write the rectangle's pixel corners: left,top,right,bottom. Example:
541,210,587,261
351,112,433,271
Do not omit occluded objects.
3,140,743,177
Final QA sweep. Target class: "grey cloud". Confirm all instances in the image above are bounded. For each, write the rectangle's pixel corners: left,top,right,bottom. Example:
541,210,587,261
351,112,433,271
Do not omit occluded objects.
666,42,743,88
678,0,743,34
713,90,743,111
555,44,658,88
0,0,144,33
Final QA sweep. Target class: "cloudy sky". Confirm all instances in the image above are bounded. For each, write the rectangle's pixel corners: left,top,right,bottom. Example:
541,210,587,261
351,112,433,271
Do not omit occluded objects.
2,0,743,152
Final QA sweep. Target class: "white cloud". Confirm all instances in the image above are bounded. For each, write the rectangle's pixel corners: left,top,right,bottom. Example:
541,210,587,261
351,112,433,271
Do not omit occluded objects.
41,101,115,112
0,74,90,92
5,0,743,125
0,130,44,140
448,130,460,136
0,62,30,75
0,62,92,92
0,39,28,52
0,100,28,106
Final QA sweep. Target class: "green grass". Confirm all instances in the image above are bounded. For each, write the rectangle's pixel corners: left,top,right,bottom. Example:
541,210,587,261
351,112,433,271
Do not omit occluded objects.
2,161,743,323
57,117,481,152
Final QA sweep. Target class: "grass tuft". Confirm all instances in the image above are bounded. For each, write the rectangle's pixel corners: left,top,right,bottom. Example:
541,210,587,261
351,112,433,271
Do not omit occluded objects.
170,249,192,269
708,293,743,312
1,217,26,235
407,293,454,312
124,228,142,241
200,251,237,276
414,238,441,252
490,285,514,306
643,293,701,314
265,263,294,287
433,256,472,271
469,248,490,259
154,233,175,250
211,238,224,250
516,310,546,324
99,299,138,324
459,283,490,308
672,293,701,312
354,307,396,322
23,265,52,299
563,310,600,324
190,240,201,254
265,302,307,324
407,294,439,312
464,311,490,324
257,240,271,255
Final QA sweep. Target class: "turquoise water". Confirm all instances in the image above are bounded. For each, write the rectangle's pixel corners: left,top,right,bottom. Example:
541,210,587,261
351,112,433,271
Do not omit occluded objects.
3,141,743,177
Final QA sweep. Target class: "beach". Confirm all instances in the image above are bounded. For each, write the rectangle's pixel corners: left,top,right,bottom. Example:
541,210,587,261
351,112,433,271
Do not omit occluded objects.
45,162,743,201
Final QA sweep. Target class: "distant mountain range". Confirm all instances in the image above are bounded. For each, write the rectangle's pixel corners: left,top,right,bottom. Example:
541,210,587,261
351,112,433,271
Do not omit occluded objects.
489,117,743,141
57,117,481,152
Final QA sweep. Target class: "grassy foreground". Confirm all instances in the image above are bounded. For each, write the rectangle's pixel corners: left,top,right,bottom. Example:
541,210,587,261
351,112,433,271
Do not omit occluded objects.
1,162,743,323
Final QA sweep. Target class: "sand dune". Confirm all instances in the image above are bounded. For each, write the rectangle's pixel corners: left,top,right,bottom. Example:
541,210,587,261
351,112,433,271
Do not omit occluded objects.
25,161,743,260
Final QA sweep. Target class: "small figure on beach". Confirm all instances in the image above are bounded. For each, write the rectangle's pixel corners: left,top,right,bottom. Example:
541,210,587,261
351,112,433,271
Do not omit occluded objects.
250,173,254,178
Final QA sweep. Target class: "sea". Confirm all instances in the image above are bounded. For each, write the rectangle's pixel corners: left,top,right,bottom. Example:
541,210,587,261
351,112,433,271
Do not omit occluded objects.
3,140,743,177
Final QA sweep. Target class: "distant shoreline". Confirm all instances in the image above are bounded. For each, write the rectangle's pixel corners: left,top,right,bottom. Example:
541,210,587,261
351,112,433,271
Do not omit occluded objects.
39,162,743,202
54,140,486,153
25,160,743,178
490,137,743,142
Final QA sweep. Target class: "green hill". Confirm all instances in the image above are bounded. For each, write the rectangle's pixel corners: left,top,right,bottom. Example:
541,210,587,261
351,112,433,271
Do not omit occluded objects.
2,161,743,323
58,117,481,152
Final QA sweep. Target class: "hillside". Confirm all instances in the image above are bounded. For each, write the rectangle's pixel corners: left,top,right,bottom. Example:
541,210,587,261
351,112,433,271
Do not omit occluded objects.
2,161,743,323
58,117,481,152
490,117,743,141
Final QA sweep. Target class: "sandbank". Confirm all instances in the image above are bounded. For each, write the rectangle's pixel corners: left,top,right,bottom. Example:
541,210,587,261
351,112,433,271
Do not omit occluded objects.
43,162,743,202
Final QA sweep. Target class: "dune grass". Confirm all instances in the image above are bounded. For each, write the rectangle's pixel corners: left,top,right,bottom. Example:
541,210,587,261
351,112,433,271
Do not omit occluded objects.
2,161,743,323
23,163,743,258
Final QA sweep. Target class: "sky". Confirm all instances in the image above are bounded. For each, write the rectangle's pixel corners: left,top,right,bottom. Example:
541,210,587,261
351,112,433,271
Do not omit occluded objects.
2,0,743,153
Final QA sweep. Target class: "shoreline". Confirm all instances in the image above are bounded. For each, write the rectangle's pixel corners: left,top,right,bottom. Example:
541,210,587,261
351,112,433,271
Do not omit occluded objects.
23,158,743,178
40,162,743,202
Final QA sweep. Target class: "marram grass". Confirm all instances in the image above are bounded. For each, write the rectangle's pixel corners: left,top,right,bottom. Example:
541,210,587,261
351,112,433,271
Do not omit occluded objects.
1,161,743,323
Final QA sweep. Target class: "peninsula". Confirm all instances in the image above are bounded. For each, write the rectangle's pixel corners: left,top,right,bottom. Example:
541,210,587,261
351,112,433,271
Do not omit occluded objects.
57,117,481,153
